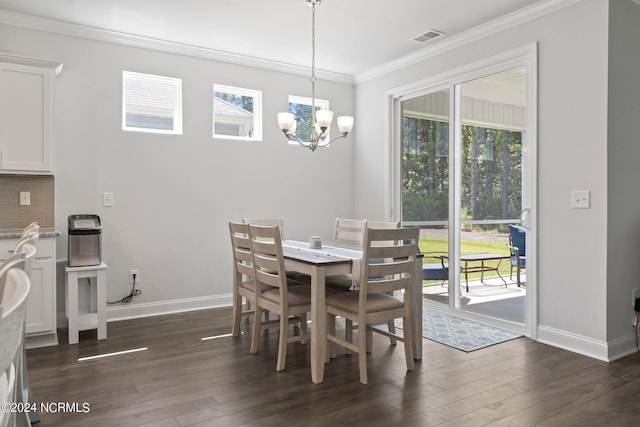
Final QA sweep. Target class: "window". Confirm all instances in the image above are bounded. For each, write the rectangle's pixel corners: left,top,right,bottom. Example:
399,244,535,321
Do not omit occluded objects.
122,71,182,134
213,84,262,141
287,95,329,143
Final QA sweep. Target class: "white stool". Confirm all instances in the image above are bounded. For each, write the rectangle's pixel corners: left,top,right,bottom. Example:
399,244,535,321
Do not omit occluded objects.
65,262,108,344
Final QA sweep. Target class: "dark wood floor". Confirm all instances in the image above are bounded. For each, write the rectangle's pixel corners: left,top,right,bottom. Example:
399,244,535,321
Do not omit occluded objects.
25,307,640,426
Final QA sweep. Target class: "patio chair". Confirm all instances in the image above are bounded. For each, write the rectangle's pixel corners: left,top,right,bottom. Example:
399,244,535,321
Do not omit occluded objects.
508,224,526,287
422,252,449,286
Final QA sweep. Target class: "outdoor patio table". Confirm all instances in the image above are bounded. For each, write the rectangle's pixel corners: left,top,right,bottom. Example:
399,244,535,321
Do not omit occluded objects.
440,252,510,292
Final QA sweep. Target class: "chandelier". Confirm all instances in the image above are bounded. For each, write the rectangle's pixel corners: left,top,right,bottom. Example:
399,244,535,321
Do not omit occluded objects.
277,0,354,151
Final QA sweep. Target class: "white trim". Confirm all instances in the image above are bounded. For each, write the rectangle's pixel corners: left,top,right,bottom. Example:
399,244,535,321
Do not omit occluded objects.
105,294,232,322
537,325,609,362
354,0,579,83
0,9,353,85
0,52,63,75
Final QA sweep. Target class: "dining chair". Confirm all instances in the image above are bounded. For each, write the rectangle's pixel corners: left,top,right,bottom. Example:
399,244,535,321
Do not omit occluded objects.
325,226,419,384
321,218,368,293
333,218,367,247
248,224,311,371
344,220,401,351
1,244,37,427
0,265,30,427
229,221,262,337
243,217,286,239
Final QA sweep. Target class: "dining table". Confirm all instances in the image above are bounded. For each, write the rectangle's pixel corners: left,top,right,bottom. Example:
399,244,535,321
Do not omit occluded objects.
282,239,423,384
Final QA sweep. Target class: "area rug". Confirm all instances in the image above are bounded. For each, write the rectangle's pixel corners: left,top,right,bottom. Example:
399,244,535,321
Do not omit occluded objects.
418,305,522,352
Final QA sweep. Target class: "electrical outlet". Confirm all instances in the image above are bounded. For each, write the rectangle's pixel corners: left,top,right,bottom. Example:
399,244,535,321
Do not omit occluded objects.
129,269,140,285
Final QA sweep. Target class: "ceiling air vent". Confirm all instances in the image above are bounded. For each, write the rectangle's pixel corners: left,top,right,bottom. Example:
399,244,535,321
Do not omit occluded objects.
412,29,445,43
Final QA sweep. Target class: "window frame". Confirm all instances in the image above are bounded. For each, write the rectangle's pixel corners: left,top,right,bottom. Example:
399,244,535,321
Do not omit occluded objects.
212,84,262,141
122,71,183,135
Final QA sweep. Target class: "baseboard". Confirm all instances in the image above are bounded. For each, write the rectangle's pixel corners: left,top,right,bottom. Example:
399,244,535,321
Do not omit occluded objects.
105,294,233,322
537,325,609,361
606,333,639,361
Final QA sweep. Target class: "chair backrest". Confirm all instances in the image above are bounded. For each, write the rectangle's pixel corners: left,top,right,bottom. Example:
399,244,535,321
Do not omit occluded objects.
229,222,254,282
248,224,287,294
359,227,419,300
508,225,526,257
14,231,39,254
243,217,285,239
0,268,30,379
0,254,30,306
21,222,39,237
334,218,367,247
366,220,400,229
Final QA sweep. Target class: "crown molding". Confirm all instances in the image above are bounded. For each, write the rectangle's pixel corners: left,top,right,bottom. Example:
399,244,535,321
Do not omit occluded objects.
353,0,581,84
0,9,354,85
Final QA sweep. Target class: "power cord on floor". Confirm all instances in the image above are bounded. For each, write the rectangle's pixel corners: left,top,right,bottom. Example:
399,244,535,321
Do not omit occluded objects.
107,273,142,304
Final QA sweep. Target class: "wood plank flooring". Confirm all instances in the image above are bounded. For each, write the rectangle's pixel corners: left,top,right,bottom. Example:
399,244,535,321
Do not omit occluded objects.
24,307,640,426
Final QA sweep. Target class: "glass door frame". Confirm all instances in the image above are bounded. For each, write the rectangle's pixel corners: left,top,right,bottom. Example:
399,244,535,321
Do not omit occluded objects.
386,44,537,338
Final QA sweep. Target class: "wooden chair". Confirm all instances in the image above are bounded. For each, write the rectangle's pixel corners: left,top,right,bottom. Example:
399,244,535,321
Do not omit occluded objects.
248,224,311,371
325,226,419,384
1,244,37,427
0,265,30,427
333,218,367,247
229,221,257,337
243,217,285,239
344,220,401,350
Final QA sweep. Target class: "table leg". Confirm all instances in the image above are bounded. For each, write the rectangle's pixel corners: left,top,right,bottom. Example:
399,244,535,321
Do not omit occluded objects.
66,270,79,345
464,261,469,292
412,256,423,360
496,259,508,287
96,269,107,340
310,265,326,384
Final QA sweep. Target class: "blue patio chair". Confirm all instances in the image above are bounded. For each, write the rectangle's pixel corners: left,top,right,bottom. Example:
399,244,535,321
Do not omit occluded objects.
422,251,449,286
508,224,526,287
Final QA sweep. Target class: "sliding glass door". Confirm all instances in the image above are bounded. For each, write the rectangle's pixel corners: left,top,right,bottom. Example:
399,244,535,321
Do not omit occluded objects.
395,50,535,335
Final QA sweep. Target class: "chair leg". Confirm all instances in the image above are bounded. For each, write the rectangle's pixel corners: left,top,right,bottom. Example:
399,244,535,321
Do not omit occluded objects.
402,315,415,372
359,325,369,385
328,313,336,361
250,306,262,354
387,320,397,346
516,264,521,287
276,313,288,371
231,293,242,337
299,313,308,344
345,319,353,356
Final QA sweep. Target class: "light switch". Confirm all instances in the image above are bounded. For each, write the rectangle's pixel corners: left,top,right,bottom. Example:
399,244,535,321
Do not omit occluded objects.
102,192,114,207
571,190,590,209
19,191,30,206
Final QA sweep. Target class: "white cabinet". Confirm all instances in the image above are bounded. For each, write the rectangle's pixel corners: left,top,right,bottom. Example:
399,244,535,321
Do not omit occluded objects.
0,54,62,174
0,237,57,347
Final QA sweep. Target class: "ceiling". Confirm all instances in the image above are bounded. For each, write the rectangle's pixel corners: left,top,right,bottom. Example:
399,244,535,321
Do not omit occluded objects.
0,0,544,77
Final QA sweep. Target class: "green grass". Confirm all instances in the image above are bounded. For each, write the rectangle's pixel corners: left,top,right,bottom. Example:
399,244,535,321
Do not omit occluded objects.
419,236,512,282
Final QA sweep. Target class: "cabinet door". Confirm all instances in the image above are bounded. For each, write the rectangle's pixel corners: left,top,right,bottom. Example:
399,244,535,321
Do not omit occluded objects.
0,62,53,173
24,258,54,334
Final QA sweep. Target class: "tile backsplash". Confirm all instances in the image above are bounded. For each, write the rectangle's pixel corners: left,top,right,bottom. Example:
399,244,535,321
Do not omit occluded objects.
0,175,54,228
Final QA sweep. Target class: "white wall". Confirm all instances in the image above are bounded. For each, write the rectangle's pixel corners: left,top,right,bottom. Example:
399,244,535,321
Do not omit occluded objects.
353,0,613,358
607,0,640,358
0,23,355,318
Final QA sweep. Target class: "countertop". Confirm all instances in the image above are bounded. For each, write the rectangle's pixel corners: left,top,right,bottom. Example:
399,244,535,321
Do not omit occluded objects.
0,228,62,239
